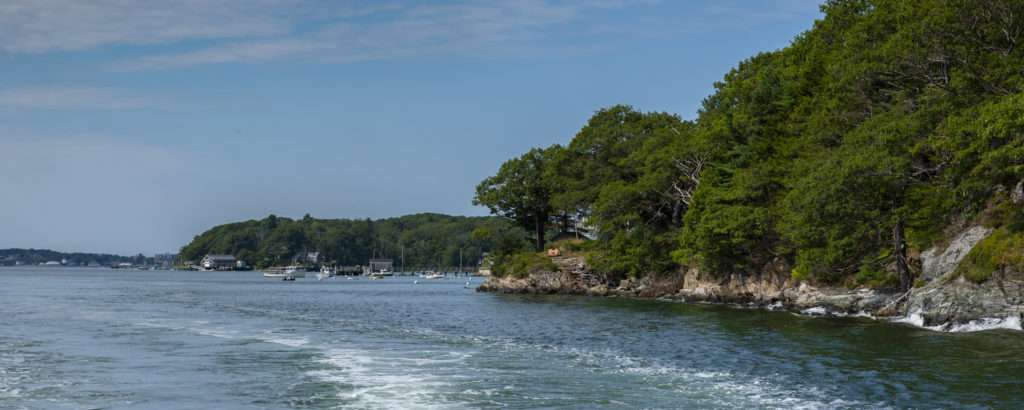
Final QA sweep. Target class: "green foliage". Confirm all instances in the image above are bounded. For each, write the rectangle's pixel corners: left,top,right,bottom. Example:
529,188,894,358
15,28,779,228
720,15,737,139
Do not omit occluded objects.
854,263,898,288
959,225,1024,282
477,0,1024,286
491,252,559,279
474,147,554,252
179,213,508,269
0,248,131,266
555,238,599,253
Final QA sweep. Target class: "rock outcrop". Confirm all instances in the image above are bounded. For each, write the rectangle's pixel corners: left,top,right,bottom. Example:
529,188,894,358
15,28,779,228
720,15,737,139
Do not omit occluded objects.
919,226,994,282
906,268,1024,327
477,226,1023,329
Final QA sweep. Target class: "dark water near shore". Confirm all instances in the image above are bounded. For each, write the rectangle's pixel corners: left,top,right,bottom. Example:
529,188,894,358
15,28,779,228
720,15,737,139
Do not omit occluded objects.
2,267,1022,409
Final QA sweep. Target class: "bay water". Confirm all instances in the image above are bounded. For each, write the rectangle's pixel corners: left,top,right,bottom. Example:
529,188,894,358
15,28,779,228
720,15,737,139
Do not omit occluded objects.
2,267,1022,409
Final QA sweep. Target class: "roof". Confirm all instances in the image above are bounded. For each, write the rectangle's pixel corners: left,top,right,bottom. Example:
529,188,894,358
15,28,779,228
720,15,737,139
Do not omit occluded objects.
204,254,236,261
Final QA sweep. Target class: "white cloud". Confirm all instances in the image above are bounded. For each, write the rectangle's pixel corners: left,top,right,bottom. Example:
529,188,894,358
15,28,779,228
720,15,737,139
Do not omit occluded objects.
102,0,651,71
1,0,816,72
0,87,152,109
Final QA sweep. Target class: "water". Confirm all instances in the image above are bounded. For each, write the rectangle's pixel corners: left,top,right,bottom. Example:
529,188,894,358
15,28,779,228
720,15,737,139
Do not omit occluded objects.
2,267,1022,409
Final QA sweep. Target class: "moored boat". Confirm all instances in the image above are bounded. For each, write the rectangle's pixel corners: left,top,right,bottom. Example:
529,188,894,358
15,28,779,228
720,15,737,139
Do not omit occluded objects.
262,266,306,278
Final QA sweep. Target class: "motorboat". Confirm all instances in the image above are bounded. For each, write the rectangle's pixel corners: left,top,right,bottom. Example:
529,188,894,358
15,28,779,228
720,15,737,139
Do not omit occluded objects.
422,271,445,279
263,266,306,279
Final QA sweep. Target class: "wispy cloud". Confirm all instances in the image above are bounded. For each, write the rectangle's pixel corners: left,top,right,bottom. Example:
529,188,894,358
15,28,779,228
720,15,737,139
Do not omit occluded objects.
103,1,651,71
0,0,303,53
0,87,152,109
1,0,815,72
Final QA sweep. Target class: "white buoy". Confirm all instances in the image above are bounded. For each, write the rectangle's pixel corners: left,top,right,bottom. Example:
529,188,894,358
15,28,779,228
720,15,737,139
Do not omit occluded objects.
414,280,419,284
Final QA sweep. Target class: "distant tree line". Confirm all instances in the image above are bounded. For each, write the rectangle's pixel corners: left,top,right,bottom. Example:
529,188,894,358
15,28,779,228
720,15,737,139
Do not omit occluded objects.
178,213,512,269
0,248,131,266
474,0,1024,291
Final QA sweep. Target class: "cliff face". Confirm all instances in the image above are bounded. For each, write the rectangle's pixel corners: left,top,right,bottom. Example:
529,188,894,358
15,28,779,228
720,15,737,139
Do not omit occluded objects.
477,227,1024,329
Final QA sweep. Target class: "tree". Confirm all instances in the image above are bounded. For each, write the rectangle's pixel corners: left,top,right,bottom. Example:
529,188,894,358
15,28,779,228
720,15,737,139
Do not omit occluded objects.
474,147,553,252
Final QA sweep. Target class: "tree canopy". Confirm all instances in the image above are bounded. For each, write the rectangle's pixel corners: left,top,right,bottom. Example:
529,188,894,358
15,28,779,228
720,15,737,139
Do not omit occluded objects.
476,0,1024,289
178,213,509,269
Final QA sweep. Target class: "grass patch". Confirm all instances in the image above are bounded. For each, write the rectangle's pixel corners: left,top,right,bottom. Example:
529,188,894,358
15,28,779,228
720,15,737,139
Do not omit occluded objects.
553,238,600,252
491,252,560,278
957,225,1024,282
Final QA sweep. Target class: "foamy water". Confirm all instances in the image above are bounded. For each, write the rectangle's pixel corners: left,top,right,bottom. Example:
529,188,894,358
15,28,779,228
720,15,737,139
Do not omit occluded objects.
895,309,1024,332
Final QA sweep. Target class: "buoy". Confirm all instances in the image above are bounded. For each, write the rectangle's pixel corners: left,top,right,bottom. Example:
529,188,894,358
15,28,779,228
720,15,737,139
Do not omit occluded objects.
414,280,419,284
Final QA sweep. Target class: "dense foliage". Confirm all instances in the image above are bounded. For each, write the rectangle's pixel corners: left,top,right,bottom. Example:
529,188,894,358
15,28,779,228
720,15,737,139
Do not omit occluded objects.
476,0,1024,290
178,213,508,269
0,248,131,266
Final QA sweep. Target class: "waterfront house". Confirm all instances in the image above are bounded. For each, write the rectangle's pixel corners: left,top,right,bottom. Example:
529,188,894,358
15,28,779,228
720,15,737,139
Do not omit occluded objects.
201,254,237,270
292,251,321,264
368,258,394,273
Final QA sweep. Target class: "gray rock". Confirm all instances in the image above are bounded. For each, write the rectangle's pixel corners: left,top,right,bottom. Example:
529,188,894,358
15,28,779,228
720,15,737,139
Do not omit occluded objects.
906,268,1024,328
920,226,993,283
1013,180,1024,204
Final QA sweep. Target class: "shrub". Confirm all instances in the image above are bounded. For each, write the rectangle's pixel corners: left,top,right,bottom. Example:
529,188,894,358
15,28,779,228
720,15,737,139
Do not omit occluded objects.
853,263,897,288
492,252,559,278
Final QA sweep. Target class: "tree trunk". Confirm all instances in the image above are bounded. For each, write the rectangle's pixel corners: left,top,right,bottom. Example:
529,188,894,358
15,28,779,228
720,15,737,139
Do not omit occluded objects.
535,217,546,252
894,217,910,292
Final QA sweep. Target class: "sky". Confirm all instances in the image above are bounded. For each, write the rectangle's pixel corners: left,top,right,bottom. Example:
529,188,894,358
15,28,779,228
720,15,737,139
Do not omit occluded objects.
0,0,824,256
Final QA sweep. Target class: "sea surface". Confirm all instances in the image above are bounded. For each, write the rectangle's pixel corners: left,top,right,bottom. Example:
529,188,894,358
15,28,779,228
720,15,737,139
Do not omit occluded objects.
2,267,1022,409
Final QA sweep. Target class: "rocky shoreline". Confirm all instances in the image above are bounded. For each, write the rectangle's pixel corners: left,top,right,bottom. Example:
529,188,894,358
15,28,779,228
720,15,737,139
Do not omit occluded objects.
477,227,1024,331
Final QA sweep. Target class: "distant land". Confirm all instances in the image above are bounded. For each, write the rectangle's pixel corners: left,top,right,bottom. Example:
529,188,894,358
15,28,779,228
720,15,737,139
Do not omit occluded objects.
0,248,149,267
178,213,510,269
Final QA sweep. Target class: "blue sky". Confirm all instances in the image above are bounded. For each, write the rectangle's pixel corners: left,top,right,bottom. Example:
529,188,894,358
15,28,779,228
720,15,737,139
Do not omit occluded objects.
0,0,823,255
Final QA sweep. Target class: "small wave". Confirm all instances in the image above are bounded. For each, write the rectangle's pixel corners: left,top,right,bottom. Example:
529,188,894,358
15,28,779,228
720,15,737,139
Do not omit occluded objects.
946,316,1023,332
800,307,827,316
454,335,870,409
894,310,1023,332
263,336,309,347
310,346,468,409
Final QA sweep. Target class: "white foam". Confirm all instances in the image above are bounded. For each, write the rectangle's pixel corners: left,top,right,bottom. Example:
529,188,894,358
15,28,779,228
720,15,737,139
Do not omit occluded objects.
800,306,827,316
893,309,1023,332
946,316,1023,332
893,309,928,328
263,336,309,347
310,346,468,409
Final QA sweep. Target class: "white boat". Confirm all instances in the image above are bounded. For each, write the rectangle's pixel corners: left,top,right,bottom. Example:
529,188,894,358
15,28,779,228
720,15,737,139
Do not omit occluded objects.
316,266,331,281
263,266,306,278
421,270,445,279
